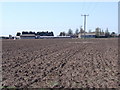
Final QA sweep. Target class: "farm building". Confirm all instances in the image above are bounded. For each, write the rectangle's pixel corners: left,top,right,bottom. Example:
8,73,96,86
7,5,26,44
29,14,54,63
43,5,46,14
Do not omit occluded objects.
78,32,96,38
15,36,21,39
20,34,36,39
96,35,107,38
36,36,71,39
36,36,55,39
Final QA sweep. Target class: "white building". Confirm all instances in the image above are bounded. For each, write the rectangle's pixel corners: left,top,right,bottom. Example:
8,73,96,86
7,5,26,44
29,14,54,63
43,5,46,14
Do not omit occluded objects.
78,32,96,38
15,36,21,39
20,34,36,39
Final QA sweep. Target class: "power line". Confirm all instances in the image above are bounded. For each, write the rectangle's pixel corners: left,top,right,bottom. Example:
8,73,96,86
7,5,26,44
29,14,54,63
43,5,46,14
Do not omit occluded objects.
81,14,89,38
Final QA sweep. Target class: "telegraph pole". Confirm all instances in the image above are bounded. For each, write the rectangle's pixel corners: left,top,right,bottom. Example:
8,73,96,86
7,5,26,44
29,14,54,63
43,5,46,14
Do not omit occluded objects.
81,14,89,38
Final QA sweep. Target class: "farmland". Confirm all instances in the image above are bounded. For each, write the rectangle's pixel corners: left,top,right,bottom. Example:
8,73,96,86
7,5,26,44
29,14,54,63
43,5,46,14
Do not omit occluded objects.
2,38,119,88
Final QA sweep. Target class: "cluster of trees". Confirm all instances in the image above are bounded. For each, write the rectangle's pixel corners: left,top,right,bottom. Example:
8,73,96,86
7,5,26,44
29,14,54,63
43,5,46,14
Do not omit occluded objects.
16,31,54,36
95,27,117,38
59,28,79,37
36,31,54,36
59,27,117,38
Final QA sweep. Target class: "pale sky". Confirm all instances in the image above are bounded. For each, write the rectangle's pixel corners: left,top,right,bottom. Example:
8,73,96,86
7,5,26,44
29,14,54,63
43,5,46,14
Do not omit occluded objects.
0,2,118,36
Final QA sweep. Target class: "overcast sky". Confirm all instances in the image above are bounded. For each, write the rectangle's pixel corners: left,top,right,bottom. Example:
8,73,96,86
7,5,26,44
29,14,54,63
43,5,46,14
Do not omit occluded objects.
0,2,118,36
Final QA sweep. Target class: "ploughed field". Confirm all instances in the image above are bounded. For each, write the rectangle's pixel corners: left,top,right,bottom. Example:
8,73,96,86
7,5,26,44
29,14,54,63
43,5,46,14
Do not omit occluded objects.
2,38,119,88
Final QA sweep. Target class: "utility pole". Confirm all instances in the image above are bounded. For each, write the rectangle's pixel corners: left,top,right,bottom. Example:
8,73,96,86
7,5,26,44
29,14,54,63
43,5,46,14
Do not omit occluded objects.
81,14,89,38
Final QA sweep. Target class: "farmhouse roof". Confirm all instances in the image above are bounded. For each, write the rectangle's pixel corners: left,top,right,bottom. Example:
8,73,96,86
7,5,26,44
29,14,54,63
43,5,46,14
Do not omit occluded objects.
85,32,96,35
79,32,96,35
20,34,36,37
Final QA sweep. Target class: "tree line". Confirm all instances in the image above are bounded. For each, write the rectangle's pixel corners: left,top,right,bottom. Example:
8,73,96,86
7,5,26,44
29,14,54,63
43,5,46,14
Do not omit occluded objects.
59,28,79,38
16,31,54,36
59,27,118,38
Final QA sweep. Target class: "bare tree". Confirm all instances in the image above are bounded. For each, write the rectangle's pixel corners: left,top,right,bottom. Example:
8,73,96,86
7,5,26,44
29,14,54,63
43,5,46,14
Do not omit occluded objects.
89,29,92,33
101,29,104,35
80,26,84,34
95,27,100,36
75,28,79,35
67,29,73,36
59,32,66,36
105,28,110,37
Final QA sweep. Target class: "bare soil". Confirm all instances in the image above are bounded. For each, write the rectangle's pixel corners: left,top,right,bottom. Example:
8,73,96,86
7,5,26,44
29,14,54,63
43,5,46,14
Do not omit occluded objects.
2,38,119,88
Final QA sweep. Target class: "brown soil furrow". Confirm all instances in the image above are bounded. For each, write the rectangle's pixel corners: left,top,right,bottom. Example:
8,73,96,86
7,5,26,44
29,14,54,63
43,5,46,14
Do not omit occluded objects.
28,44,88,88
2,40,75,73
2,38,118,88
2,42,86,87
